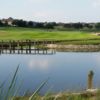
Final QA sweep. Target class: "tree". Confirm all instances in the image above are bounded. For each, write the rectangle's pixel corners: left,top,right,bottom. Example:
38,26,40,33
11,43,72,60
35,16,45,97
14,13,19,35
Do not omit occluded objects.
72,23,83,29
28,21,33,27
44,22,55,29
95,23,100,29
35,22,44,28
12,19,27,27
64,23,72,28
0,20,3,26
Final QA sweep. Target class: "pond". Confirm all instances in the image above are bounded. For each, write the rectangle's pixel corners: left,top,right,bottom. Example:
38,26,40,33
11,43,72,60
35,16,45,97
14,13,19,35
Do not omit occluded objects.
0,51,100,95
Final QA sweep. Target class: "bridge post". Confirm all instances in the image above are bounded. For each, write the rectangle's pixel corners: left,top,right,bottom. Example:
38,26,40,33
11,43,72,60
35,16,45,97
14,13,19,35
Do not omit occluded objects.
29,40,31,54
20,40,23,54
1,40,4,53
9,40,12,54
12,40,15,53
5,41,7,54
17,40,20,54
26,40,28,54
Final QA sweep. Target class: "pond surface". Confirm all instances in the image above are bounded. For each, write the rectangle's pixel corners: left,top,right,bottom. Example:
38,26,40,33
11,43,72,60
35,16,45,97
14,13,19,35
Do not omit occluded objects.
0,52,100,95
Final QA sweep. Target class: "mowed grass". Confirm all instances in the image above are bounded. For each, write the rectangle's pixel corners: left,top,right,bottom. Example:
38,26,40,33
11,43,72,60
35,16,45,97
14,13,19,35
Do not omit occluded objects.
0,27,100,44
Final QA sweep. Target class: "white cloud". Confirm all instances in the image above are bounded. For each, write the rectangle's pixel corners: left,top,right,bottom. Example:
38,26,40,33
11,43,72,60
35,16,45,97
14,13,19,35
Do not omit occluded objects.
28,59,50,70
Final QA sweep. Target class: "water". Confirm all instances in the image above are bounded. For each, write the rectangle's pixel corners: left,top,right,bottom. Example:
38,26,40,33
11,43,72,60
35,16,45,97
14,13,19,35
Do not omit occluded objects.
0,52,100,95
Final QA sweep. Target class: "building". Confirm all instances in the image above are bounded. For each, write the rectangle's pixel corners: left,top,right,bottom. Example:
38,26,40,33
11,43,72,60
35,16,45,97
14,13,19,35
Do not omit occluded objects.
1,17,14,26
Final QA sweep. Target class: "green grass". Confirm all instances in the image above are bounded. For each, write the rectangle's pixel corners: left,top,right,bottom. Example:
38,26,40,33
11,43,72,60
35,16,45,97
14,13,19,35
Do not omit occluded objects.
0,27,100,45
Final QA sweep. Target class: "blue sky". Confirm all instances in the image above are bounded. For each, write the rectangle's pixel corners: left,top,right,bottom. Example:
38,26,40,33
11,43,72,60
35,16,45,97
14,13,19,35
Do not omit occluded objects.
0,0,100,22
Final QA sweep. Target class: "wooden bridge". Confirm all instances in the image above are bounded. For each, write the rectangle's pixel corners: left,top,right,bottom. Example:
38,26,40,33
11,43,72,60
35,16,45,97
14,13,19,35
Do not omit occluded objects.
0,40,56,47
0,40,56,55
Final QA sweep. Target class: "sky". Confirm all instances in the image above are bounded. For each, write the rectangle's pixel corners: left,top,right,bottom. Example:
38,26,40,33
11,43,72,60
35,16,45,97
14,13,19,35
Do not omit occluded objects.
0,0,100,22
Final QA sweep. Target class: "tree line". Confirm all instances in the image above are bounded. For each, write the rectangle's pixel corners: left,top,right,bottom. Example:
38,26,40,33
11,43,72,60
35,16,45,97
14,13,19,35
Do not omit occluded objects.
0,18,100,30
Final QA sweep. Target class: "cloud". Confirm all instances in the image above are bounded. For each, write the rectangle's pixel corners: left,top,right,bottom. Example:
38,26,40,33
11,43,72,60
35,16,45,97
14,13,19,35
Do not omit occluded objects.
28,59,50,70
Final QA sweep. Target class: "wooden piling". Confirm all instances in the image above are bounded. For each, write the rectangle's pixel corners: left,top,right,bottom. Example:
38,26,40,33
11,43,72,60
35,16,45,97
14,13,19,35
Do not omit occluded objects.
17,40,20,54
12,40,15,53
26,40,28,54
88,70,94,89
1,40,4,53
20,40,23,54
29,40,31,54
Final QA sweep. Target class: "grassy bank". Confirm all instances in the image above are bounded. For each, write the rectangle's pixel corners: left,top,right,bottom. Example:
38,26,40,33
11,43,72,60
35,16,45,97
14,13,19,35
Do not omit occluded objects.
14,91,100,100
0,27,100,45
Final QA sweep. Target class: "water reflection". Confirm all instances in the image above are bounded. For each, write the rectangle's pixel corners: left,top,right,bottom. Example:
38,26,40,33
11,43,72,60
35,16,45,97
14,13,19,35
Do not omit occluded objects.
0,49,56,55
28,59,50,70
0,52,100,94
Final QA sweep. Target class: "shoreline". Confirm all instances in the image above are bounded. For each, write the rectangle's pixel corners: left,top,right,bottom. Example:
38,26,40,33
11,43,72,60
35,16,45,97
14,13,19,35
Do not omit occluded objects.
47,44,100,52
14,89,99,100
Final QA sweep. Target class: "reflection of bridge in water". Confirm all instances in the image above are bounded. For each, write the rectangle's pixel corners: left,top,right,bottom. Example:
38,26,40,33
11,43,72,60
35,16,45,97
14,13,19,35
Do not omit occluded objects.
0,49,56,55
0,40,56,55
